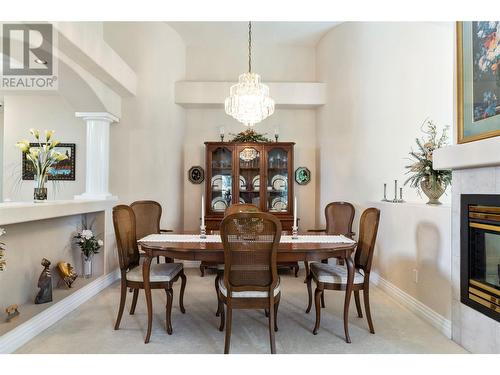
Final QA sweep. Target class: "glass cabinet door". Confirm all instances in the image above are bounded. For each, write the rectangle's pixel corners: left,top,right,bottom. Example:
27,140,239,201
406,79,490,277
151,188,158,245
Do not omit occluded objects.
238,147,261,207
266,147,289,213
209,147,232,213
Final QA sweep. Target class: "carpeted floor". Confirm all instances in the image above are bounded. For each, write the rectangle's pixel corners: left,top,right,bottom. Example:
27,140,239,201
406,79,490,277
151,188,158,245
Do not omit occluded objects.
16,268,467,354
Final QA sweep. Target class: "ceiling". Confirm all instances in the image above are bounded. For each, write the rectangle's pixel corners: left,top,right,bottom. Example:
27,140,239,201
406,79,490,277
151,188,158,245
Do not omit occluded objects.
168,22,341,47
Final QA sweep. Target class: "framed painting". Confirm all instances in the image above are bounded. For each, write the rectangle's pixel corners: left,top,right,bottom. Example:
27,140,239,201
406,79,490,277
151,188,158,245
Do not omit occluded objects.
22,143,76,181
457,21,500,143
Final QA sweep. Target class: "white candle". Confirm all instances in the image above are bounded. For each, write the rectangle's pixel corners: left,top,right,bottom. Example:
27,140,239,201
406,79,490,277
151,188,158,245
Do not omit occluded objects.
201,195,205,227
293,196,297,228
219,127,225,136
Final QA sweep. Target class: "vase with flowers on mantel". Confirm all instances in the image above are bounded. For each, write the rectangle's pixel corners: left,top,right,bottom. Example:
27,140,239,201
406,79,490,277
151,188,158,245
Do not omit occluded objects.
405,120,452,205
16,129,68,203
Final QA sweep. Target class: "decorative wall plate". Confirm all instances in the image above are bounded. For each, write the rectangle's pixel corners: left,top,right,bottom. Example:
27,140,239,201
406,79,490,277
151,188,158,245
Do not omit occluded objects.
295,167,311,185
188,166,205,184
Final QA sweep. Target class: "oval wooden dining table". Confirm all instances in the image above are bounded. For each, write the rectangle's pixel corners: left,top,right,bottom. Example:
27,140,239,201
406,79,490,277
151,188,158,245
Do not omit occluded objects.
138,233,357,344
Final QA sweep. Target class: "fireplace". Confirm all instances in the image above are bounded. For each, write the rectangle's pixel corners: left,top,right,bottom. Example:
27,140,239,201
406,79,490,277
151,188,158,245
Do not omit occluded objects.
461,194,500,322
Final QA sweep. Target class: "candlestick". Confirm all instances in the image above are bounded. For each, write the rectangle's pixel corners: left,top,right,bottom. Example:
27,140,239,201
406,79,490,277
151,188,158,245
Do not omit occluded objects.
293,196,297,228
399,187,404,203
219,127,225,142
201,195,205,226
274,128,279,142
382,183,387,201
393,180,398,203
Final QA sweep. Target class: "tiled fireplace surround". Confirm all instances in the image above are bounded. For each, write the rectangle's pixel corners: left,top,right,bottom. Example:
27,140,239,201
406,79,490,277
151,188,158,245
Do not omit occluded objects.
451,167,500,353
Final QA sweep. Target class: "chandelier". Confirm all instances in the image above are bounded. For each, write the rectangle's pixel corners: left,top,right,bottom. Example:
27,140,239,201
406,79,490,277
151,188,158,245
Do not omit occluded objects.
225,22,275,127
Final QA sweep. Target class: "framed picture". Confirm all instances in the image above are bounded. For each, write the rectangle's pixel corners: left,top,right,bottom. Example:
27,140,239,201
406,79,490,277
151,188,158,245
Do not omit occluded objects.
188,166,205,184
295,167,311,185
22,143,76,181
457,21,500,143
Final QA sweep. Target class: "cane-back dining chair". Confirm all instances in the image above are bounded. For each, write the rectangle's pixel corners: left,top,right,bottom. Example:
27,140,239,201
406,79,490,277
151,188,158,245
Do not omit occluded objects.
214,203,261,317
200,203,260,277
131,200,173,264
112,205,186,343
305,201,355,306
218,212,282,354
306,207,380,343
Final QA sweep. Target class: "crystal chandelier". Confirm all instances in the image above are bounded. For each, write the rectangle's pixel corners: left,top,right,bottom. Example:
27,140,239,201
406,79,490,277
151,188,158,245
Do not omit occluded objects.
225,22,275,127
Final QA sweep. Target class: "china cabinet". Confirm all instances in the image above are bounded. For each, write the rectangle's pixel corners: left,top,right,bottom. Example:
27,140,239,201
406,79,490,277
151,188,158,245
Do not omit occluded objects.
204,142,295,231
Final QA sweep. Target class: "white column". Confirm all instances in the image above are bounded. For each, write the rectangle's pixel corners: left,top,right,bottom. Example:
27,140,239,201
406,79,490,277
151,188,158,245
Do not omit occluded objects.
74,112,119,200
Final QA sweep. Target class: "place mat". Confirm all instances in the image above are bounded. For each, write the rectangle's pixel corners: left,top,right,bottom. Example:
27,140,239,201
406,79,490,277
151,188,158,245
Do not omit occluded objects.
139,234,355,244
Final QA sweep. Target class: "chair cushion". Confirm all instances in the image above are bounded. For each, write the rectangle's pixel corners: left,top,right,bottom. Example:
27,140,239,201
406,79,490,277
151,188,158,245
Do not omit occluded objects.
310,262,365,284
126,263,183,283
218,278,280,298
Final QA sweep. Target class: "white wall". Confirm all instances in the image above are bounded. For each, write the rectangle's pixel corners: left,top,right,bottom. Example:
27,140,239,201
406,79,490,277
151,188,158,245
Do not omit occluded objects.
316,22,454,210
183,43,318,230
104,22,186,230
0,105,3,201
2,95,86,201
316,22,455,325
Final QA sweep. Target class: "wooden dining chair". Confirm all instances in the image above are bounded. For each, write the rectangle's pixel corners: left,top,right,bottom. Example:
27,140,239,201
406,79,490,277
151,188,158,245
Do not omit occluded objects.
131,200,173,264
200,203,260,276
112,205,187,343
217,212,282,354
306,207,380,343
214,203,261,317
305,201,355,306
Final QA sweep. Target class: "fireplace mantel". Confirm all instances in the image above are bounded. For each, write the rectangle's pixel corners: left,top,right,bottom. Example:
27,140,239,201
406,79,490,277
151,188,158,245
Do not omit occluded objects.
433,137,500,171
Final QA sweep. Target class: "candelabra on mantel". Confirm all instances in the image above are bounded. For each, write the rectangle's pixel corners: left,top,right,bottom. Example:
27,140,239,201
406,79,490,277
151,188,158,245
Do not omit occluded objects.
382,180,405,203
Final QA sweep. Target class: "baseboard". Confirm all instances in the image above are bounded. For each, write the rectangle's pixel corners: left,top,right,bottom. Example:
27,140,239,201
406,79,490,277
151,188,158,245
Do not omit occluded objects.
0,268,120,353
370,272,452,339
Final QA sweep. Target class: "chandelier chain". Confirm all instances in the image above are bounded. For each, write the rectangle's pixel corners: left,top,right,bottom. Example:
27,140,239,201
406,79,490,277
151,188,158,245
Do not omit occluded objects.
248,21,252,73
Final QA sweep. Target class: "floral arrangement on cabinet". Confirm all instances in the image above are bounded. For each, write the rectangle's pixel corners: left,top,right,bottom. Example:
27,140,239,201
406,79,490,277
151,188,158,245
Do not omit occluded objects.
16,129,68,202
0,228,6,271
74,227,103,278
404,120,452,205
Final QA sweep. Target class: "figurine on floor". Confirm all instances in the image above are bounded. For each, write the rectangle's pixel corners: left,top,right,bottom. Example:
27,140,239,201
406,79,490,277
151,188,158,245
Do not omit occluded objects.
35,258,53,304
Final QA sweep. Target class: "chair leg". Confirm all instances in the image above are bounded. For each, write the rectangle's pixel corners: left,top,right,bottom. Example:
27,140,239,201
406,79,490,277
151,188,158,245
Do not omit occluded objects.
312,287,322,335
305,273,313,313
354,290,363,318
363,286,375,334
294,264,299,278
165,288,173,335
215,274,222,317
274,298,280,332
303,261,310,283
114,279,127,330
129,288,139,315
219,303,225,332
224,305,232,354
264,308,269,317
321,291,326,308
269,300,276,354
199,263,205,277
179,270,186,314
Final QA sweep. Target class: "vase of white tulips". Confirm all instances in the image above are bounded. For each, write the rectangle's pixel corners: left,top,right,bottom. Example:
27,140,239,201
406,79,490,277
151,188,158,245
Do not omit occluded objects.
74,228,103,278
16,129,68,202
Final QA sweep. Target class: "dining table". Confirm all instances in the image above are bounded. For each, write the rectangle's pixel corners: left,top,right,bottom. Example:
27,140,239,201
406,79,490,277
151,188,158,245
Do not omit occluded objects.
138,232,357,343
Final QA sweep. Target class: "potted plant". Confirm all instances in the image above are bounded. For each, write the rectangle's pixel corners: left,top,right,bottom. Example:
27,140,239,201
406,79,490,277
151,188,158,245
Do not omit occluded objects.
16,129,68,202
405,120,452,205
74,227,103,278
0,228,6,271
